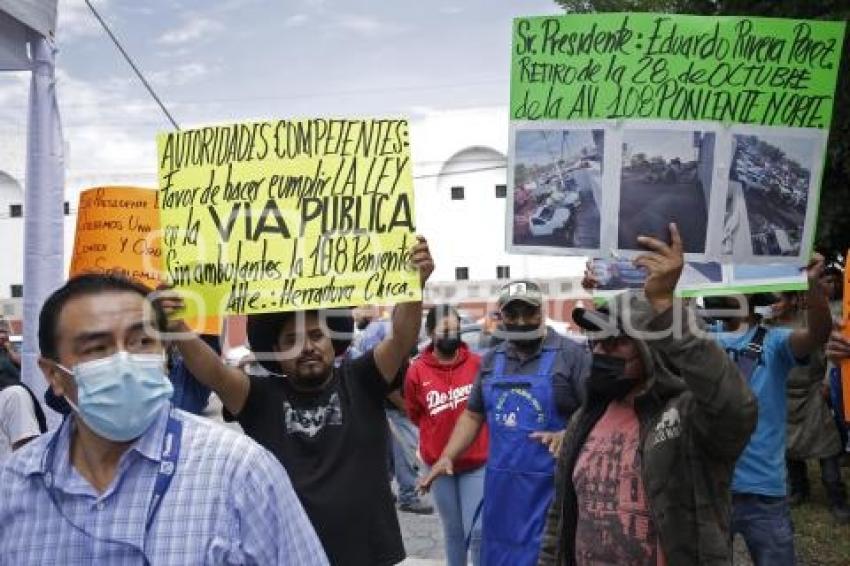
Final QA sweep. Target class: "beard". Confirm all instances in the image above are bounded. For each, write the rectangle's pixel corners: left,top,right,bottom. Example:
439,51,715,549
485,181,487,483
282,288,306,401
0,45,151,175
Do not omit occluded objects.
284,355,333,391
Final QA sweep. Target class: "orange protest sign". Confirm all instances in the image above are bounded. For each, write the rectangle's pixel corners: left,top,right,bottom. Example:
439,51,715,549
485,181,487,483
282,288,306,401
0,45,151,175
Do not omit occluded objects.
69,186,221,335
841,250,850,420
70,187,162,289
184,315,223,336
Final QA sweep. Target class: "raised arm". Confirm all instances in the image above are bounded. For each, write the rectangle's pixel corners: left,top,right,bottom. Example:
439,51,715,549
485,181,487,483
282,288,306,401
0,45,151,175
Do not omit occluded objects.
155,290,250,416
633,223,756,459
373,236,434,383
640,300,757,459
826,327,850,366
789,254,832,359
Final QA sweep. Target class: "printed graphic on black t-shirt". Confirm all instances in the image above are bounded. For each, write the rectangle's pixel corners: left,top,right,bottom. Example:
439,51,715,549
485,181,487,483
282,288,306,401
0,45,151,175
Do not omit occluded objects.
283,392,343,438
234,352,405,566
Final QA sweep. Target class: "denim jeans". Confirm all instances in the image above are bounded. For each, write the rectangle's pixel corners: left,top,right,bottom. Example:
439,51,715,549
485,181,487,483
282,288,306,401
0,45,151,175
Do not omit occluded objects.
386,409,421,505
787,453,847,506
731,494,796,566
427,464,485,566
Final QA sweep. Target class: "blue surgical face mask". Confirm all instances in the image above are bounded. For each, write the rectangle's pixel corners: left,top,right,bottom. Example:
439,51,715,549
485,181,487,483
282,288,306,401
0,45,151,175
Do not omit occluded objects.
59,351,173,442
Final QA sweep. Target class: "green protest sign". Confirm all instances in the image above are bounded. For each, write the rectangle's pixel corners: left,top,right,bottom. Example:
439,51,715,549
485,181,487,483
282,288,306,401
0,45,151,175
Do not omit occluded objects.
507,13,845,283
511,14,844,127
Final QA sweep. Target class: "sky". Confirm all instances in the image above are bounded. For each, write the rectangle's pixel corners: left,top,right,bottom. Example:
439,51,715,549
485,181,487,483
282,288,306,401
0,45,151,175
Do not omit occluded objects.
0,0,562,183
515,129,597,168
623,130,700,163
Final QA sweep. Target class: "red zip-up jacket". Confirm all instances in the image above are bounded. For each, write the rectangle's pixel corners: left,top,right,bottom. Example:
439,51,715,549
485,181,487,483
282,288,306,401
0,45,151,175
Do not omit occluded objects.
404,342,488,472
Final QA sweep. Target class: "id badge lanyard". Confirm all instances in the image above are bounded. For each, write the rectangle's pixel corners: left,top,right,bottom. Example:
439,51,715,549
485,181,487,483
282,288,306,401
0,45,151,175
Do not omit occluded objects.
42,412,183,564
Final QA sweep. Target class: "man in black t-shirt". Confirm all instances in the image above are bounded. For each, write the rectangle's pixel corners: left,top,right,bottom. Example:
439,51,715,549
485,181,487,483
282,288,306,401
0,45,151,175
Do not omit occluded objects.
162,237,434,566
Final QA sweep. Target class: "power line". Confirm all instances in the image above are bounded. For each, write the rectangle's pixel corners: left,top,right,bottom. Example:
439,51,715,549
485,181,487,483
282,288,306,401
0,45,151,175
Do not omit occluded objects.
413,164,506,180
55,158,507,175
0,78,507,111
83,0,180,131
0,164,511,218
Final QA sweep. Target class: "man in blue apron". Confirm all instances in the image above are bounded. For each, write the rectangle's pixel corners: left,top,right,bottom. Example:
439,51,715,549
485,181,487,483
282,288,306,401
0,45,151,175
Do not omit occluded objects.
421,280,590,565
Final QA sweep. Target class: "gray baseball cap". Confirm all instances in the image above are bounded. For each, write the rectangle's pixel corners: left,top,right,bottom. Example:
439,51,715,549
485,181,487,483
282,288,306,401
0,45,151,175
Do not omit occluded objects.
497,280,544,310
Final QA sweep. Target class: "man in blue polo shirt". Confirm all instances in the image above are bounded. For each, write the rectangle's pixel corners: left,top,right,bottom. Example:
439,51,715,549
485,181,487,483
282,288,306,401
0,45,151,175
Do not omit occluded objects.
708,256,832,566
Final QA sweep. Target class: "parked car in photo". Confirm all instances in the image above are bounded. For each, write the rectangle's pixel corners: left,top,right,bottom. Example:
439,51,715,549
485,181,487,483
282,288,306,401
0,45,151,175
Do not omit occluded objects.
529,204,572,237
547,190,580,208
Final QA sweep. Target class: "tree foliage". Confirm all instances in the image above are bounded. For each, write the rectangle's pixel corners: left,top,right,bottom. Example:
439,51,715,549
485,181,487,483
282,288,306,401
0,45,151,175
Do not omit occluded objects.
554,0,850,256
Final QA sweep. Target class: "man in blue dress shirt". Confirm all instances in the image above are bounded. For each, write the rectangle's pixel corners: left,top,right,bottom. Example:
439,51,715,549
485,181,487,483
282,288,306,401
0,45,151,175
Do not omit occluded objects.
0,274,327,565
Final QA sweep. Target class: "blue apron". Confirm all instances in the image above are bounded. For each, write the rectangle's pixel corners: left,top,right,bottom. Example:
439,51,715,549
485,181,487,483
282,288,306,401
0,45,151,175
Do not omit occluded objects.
481,348,564,566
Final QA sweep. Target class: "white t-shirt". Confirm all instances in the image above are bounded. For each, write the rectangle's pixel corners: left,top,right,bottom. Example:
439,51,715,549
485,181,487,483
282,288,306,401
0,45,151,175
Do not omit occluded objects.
0,385,41,459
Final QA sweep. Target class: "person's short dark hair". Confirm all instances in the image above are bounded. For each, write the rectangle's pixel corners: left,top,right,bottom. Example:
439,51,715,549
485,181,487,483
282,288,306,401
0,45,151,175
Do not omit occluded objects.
425,305,460,335
246,308,354,374
38,273,166,361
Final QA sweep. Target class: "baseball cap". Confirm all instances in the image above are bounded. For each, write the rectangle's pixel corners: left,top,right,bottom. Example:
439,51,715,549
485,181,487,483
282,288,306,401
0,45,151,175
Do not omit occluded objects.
497,280,543,310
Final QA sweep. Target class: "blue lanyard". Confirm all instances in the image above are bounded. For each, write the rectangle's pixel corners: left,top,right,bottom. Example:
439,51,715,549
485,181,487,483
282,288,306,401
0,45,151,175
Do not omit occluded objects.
145,415,182,530
42,412,183,550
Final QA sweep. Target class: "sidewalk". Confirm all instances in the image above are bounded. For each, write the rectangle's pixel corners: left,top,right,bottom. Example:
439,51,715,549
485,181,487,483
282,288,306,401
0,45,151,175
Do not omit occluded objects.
398,505,445,564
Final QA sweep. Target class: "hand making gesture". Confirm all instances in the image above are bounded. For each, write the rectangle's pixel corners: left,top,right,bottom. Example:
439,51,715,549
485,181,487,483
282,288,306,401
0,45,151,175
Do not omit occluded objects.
633,222,685,313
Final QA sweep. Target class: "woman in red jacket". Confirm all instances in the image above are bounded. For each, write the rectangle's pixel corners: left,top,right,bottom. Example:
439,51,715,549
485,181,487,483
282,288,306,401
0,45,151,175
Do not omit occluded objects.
406,305,488,566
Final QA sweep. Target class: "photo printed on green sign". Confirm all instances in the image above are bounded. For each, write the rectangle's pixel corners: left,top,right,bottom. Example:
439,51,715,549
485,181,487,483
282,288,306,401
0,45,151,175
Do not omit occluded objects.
506,13,845,270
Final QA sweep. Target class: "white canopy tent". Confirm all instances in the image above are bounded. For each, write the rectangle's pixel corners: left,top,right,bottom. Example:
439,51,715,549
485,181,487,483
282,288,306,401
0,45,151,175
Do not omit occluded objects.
0,0,64,424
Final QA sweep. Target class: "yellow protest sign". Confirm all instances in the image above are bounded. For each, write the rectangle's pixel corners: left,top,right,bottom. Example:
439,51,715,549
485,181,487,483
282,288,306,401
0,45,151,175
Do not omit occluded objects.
157,119,420,317
70,186,162,289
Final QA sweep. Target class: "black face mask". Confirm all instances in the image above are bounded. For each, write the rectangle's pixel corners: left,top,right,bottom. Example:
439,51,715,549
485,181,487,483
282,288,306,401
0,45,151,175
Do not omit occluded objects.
434,336,461,357
502,323,544,350
587,353,638,401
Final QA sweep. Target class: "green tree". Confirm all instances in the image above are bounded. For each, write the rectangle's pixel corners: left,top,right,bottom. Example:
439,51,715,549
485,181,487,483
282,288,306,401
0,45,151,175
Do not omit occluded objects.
554,0,850,255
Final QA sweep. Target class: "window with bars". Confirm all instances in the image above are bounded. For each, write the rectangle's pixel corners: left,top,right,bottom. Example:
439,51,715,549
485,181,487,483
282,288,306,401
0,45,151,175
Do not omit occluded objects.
10,284,23,298
495,184,507,198
451,186,465,200
455,267,469,281
9,204,22,218
496,265,511,279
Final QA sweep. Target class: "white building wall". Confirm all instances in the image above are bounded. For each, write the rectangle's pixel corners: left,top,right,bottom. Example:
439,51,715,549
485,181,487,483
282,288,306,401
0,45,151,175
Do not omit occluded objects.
0,173,26,302
0,124,28,302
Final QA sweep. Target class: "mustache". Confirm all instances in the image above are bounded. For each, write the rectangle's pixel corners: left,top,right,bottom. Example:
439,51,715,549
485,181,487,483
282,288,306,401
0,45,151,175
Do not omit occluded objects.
296,353,323,364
